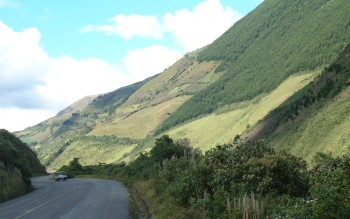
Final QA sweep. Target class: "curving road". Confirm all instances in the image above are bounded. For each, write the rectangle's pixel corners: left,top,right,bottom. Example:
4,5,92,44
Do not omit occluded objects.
0,175,131,219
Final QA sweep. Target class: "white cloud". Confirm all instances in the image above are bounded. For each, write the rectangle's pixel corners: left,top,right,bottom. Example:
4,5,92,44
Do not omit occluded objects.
123,45,182,80
37,56,126,110
0,108,56,132
0,22,124,131
163,0,242,51
81,14,163,40
0,20,125,111
0,21,49,109
81,0,242,52
0,20,183,131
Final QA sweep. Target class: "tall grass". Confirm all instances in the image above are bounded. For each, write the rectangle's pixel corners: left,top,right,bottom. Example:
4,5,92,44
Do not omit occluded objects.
0,161,28,203
230,193,264,219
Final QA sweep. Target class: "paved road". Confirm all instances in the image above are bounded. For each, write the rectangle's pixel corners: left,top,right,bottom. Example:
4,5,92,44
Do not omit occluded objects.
0,175,131,219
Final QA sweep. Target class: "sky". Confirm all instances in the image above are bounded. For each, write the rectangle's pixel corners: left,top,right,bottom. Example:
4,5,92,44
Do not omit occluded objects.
0,0,263,132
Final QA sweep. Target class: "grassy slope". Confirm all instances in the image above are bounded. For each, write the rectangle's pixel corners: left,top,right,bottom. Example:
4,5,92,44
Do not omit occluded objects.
166,71,319,150
88,53,220,139
49,139,137,170
125,51,218,107
90,96,191,139
269,90,350,161
262,44,350,161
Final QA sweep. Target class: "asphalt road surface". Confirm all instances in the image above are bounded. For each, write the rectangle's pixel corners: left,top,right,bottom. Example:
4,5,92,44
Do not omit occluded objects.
0,175,131,219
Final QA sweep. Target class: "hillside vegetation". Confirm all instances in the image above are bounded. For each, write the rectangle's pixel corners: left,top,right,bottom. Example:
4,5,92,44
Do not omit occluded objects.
66,135,350,218
90,96,191,139
166,71,319,150
17,51,221,168
252,43,350,160
47,136,141,170
157,0,350,133
0,129,46,203
17,77,153,166
16,0,350,170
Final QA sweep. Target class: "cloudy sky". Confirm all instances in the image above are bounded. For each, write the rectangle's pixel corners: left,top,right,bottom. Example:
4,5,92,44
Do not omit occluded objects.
0,0,262,132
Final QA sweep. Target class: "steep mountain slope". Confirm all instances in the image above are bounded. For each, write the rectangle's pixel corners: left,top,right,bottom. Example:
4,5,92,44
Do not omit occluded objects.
17,0,350,169
158,0,350,133
0,129,46,176
89,51,221,138
248,44,350,160
56,95,97,117
166,71,319,150
41,51,222,169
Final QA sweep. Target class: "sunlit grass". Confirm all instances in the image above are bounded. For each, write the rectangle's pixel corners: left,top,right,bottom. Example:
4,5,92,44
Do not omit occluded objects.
166,71,319,150
269,87,350,161
89,96,191,139
49,140,137,170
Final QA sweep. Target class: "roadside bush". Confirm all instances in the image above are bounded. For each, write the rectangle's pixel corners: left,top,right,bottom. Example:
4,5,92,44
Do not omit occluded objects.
308,153,350,218
68,135,350,218
0,162,28,203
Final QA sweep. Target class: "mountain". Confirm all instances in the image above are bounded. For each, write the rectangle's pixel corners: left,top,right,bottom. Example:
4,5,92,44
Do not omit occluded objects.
56,95,98,117
158,0,350,133
17,75,158,168
17,0,350,169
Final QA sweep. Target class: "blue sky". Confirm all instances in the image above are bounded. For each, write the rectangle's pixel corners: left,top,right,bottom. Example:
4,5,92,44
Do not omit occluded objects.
0,0,263,131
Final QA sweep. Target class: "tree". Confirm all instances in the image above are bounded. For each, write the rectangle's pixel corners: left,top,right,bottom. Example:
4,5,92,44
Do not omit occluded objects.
308,153,350,218
150,135,185,165
69,157,83,172
60,157,83,177
246,152,309,197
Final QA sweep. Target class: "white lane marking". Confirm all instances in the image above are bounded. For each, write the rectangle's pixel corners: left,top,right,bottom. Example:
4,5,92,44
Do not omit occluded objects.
13,184,77,219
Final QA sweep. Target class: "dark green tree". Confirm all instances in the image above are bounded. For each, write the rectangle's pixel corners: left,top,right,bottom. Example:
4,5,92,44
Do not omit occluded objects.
308,153,350,218
150,135,185,165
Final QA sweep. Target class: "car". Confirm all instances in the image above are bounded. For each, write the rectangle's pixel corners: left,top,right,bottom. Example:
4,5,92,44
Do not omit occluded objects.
54,171,68,181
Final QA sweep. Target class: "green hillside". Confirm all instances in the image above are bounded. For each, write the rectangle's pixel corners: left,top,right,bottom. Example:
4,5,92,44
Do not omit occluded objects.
166,71,319,150
0,129,46,176
44,52,221,168
250,43,350,160
0,129,46,202
17,77,153,166
157,0,350,133
16,0,350,170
